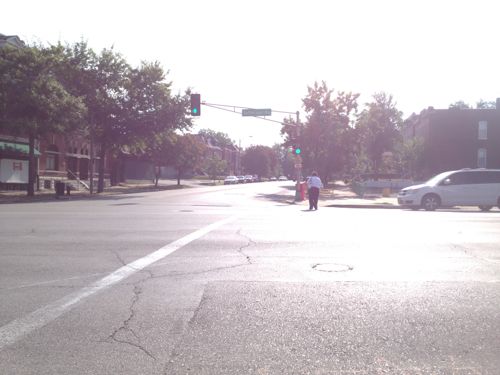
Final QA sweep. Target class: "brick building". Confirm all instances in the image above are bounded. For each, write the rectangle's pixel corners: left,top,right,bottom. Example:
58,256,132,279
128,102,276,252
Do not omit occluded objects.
1,33,110,191
402,100,500,178
194,133,241,175
0,130,109,190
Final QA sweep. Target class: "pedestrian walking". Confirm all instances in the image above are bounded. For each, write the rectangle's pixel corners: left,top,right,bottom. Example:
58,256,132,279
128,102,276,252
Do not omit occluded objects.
307,171,323,210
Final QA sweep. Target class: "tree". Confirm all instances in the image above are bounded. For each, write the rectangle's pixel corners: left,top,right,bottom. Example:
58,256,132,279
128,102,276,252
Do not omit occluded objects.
273,143,291,177
198,129,235,148
121,66,192,186
241,145,276,178
282,81,358,184
58,42,131,192
476,99,496,109
146,131,177,187
355,92,402,176
57,42,128,192
394,137,425,180
204,156,228,184
170,134,206,186
449,100,472,109
0,44,86,196
60,42,192,192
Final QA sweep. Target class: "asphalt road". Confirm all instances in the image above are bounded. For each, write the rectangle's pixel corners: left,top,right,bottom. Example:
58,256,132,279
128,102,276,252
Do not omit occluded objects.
1,181,499,374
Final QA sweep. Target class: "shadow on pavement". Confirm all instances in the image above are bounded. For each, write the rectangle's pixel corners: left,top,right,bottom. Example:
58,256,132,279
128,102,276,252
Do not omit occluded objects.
255,192,295,205
0,184,192,204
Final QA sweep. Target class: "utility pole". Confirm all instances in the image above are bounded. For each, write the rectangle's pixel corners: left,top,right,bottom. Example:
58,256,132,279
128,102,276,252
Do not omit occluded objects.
89,118,94,195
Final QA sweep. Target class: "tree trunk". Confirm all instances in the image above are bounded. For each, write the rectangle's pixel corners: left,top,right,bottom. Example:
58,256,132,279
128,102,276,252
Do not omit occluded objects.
89,127,94,195
119,157,126,183
27,133,36,197
110,157,119,186
177,169,181,186
97,141,106,193
154,164,160,187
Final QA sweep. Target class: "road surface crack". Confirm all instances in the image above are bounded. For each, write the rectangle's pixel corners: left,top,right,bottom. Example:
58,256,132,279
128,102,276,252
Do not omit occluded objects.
111,250,127,267
138,230,256,279
236,229,254,265
163,284,209,374
453,243,497,264
104,283,157,361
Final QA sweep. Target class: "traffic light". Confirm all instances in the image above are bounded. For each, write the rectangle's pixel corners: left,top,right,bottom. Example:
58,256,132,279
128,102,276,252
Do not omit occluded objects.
292,145,301,155
190,94,201,116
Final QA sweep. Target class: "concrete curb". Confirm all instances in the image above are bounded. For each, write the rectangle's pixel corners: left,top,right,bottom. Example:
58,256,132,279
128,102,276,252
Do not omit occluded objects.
289,199,401,209
326,203,400,209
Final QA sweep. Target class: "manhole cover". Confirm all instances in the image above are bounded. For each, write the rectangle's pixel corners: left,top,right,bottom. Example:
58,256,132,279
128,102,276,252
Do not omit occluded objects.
312,263,353,272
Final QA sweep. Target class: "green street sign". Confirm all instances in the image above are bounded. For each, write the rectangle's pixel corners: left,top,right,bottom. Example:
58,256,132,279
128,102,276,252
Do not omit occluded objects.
242,108,272,117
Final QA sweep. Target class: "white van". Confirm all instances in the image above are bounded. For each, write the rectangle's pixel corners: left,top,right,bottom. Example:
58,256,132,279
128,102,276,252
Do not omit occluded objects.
397,169,500,211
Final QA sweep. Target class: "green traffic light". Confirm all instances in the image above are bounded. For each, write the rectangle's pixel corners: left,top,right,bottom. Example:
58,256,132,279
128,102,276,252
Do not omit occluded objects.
295,148,301,155
190,94,201,116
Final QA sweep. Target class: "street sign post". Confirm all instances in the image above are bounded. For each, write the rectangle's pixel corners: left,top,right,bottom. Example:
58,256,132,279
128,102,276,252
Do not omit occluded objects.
294,155,303,202
242,108,272,117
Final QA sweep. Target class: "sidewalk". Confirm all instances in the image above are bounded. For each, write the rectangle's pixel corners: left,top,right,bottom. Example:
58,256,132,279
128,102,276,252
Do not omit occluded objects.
0,179,401,208
0,179,199,204
307,181,400,209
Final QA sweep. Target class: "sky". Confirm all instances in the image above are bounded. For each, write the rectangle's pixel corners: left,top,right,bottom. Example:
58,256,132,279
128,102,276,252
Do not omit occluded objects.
3,0,500,148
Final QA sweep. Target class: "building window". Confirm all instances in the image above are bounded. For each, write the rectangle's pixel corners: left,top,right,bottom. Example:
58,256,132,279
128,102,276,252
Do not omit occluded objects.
478,121,488,140
46,144,59,171
478,148,487,168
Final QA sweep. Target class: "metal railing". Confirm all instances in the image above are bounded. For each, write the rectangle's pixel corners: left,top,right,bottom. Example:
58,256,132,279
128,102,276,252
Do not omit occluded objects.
66,170,90,190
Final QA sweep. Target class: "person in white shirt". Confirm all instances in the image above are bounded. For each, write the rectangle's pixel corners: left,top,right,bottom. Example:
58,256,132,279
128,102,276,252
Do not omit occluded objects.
307,171,323,210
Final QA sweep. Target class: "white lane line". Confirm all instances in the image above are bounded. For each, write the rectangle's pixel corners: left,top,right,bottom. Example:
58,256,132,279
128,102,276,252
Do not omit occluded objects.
5,273,106,291
0,215,239,351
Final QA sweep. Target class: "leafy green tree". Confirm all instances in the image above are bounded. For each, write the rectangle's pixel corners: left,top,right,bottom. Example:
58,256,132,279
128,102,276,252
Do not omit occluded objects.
88,48,130,192
146,131,177,187
241,145,276,178
394,137,425,180
170,134,206,186
198,129,235,148
123,63,192,147
282,81,358,184
448,100,472,109
57,42,129,192
0,44,86,196
204,156,228,183
476,99,496,109
356,92,403,176
121,65,192,186
273,143,291,177
60,42,191,191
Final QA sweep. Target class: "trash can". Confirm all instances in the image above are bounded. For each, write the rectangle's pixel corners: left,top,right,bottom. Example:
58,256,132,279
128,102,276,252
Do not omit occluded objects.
55,181,65,198
300,182,307,200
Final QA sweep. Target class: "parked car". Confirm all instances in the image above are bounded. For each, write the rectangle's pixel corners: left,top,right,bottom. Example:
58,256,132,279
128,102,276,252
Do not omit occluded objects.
269,176,277,181
237,175,246,183
397,169,500,211
278,176,288,181
244,175,254,183
224,175,238,185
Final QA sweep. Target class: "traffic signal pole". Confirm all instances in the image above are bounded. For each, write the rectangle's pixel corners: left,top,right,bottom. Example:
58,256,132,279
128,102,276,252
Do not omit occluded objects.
293,111,304,202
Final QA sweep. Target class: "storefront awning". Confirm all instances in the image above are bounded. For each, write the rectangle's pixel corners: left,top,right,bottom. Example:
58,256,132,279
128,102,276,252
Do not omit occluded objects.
0,141,41,156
